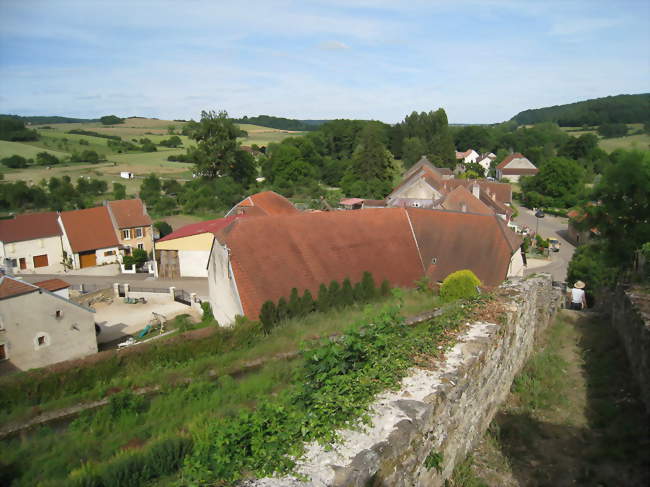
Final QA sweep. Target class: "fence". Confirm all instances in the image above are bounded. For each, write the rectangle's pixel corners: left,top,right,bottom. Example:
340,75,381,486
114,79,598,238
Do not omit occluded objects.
129,286,168,294
72,283,110,295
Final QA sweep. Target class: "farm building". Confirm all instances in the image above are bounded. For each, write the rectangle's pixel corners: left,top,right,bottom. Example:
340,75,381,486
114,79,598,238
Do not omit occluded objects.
206,208,523,325
0,212,66,274
0,276,97,372
155,215,245,278
59,207,120,269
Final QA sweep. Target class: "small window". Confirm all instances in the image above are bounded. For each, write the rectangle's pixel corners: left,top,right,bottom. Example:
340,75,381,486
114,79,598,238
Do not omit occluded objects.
55,310,63,319
431,257,437,265
137,243,144,250
0,344,6,360
122,229,131,240
136,227,143,238
104,250,115,256
9,259,17,268
37,336,46,346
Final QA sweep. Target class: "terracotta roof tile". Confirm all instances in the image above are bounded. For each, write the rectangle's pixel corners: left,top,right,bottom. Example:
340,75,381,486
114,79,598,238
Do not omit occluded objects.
0,212,62,243
406,209,520,287
107,199,152,229
218,209,424,319
0,276,38,300
60,207,119,253
441,186,493,214
33,278,71,292
229,191,299,217
158,215,245,243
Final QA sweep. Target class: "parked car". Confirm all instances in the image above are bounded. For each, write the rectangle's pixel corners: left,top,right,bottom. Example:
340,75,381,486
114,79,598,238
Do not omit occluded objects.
548,238,561,252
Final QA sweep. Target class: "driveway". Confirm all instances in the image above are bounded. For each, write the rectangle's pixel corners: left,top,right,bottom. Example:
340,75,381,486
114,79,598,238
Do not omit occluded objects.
513,206,576,282
93,294,200,344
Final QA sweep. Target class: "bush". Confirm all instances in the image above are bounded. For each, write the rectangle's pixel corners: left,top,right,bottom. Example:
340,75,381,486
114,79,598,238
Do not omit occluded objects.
154,221,173,238
360,271,377,301
36,151,60,165
317,283,330,312
439,270,481,302
277,297,289,322
259,301,277,334
288,288,301,317
122,255,136,270
301,289,314,315
201,302,214,323
341,278,354,306
132,248,148,266
1,154,29,168
328,280,342,308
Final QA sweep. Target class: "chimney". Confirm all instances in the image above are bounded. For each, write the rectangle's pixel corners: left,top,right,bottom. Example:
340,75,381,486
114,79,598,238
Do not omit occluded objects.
472,184,480,199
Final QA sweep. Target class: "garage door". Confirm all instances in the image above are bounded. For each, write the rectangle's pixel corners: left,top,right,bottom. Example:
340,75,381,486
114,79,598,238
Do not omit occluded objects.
79,252,97,268
33,254,49,268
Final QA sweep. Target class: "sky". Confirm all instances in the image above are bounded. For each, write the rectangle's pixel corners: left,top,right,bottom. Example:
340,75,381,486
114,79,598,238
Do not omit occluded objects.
0,0,648,124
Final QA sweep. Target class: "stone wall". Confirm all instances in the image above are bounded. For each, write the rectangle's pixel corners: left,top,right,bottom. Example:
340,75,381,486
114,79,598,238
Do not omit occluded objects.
611,285,650,413
247,274,562,487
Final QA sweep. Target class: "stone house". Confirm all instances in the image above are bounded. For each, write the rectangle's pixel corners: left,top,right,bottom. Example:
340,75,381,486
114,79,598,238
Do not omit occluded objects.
59,207,120,269
0,276,97,372
0,212,66,274
105,199,154,255
206,208,523,325
496,153,539,182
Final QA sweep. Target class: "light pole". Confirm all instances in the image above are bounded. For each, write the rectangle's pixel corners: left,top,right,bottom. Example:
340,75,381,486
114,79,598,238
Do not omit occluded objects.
534,209,544,236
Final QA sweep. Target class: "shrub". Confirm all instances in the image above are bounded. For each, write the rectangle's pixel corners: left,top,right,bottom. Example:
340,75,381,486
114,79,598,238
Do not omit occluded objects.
328,280,342,308
36,151,60,165
1,154,28,168
288,288,301,317
439,270,481,302
360,271,377,301
380,279,391,297
276,297,289,322
259,301,277,334
301,289,314,315
317,283,330,312
122,255,136,270
341,278,354,306
132,248,148,266
201,302,214,323
154,221,173,238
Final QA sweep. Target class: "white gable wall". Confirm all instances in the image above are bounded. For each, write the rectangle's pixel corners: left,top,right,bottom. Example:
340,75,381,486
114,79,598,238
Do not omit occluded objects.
2,236,65,273
389,179,442,202
208,242,244,326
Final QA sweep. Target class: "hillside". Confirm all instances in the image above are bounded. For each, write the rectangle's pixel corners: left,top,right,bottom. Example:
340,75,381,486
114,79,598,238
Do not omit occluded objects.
511,93,650,126
233,114,327,131
0,114,100,124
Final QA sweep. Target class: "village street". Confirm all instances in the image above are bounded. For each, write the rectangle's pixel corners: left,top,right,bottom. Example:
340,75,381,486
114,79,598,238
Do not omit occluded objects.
513,206,575,282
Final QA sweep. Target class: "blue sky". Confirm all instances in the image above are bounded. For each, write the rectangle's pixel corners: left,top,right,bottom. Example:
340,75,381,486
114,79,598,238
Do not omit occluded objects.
0,0,648,123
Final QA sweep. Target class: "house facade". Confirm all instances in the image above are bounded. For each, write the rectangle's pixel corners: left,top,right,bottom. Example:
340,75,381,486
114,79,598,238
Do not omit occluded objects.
0,276,97,372
455,149,479,164
106,199,154,255
207,208,523,325
496,153,539,182
0,212,66,274
59,207,120,269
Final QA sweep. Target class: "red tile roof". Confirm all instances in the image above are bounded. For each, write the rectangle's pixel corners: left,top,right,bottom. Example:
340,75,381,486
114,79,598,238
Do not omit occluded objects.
496,153,536,170
0,212,62,243
217,209,424,319
60,206,120,253
406,209,521,287
0,276,38,300
34,278,71,292
230,191,299,217
440,186,493,214
157,215,245,243
107,199,152,229
442,179,512,204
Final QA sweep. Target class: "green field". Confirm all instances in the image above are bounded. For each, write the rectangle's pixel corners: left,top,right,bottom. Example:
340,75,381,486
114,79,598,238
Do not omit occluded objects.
562,123,650,152
0,140,67,160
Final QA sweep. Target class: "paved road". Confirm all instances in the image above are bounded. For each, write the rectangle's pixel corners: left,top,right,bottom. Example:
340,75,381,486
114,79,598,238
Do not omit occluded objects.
513,207,575,282
19,273,210,298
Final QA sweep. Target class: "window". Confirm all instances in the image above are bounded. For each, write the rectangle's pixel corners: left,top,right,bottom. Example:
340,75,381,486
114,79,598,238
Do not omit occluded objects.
136,227,143,238
431,257,437,265
9,259,17,268
122,229,131,240
104,250,115,256
0,344,6,360
55,310,63,319
137,243,144,250
37,336,45,346
34,333,50,349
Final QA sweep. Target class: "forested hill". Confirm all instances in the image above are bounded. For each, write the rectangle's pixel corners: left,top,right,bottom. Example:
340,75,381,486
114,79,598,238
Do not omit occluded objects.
510,93,650,126
233,115,329,131
0,114,100,124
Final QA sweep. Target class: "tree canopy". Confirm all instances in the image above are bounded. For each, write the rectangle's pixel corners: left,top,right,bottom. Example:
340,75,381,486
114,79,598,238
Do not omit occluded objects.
100,115,124,125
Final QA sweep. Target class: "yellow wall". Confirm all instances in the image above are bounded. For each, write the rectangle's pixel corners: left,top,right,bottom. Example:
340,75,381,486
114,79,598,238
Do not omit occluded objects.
155,232,214,251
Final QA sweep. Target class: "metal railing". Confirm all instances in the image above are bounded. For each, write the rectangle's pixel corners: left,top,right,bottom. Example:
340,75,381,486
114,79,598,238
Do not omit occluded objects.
129,286,168,294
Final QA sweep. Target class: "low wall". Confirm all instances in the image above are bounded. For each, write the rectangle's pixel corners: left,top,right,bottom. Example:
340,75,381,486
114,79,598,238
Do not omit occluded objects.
248,274,562,487
612,285,650,413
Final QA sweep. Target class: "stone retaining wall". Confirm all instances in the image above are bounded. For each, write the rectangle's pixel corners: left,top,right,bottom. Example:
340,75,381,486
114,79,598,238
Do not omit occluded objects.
247,274,562,487
612,285,650,413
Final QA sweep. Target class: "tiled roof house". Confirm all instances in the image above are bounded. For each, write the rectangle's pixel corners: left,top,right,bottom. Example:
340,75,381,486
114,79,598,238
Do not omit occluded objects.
106,199,154,254
0,212,66,273
226,191,299,217
207,208,523,324
59,207,120,269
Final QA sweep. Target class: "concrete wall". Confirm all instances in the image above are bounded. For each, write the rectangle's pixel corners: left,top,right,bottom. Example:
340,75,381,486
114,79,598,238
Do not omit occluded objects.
248,275,562,487
208,242,244,326
0,291,97,371
179,250,210,277
611,285,650,413
2,235,65,273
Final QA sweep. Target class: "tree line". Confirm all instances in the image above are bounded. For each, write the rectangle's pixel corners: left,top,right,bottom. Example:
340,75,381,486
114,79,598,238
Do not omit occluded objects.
232,115,325,131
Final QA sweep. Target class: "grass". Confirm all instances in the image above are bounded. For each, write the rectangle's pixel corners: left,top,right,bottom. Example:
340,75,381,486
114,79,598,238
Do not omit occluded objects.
561,123,650,152
0,288,442,486
0,140,67,160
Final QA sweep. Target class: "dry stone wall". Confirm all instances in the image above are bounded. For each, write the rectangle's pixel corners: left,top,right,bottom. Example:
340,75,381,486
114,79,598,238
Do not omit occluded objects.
612,285,650,413
246,274,562,487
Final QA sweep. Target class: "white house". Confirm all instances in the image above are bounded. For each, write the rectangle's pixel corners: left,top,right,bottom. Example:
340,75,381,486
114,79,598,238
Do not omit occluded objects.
496,153,539,182
455,149,479,164
59,207,121,269
0,212,66,274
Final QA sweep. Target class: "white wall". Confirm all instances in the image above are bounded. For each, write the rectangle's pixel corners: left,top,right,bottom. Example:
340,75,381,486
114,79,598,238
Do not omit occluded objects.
2,235,65,273
208,243,244,326
463,150,479,163
179,250,211,277
390,179,442,201
508,249,525,278
95,247,120,266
